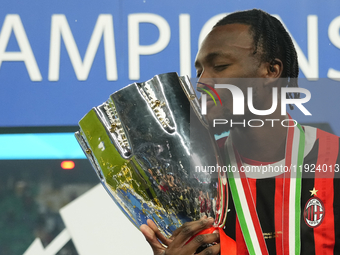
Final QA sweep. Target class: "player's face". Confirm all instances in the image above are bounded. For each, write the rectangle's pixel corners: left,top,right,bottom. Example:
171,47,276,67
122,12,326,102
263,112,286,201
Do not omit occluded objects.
195,24,270,128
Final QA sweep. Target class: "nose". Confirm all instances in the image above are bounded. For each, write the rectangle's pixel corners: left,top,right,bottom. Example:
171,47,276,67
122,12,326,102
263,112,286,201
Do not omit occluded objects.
197,70,216,90
197,69,211,83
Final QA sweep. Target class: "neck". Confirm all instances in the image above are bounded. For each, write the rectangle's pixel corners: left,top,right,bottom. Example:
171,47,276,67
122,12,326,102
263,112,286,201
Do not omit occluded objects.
229,115,288,162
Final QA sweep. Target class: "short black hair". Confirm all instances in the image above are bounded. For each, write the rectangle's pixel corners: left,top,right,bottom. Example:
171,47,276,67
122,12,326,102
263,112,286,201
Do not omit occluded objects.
214,9,299,105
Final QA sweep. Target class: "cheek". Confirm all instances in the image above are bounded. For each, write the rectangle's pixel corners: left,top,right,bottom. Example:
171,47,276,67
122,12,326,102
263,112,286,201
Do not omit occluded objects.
248,86,261,109
245,85,270,111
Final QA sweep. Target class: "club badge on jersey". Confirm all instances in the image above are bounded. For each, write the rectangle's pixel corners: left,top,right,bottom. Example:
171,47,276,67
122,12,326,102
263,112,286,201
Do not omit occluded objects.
304,188,325,228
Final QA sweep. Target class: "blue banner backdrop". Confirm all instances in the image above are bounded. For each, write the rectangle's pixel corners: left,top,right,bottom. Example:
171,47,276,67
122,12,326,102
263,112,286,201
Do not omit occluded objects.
1,0,340,132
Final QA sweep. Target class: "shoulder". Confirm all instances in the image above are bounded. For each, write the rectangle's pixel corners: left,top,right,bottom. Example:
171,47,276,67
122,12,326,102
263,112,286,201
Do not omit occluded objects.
302,126,340,183
303,125,340,162
303,125,339,142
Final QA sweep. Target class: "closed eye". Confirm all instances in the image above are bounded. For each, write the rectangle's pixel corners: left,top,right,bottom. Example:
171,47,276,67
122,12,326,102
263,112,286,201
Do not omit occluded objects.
214,64,230,72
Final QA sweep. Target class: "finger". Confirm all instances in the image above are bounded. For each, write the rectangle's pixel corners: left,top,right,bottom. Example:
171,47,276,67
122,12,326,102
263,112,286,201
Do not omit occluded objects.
196,243,220,255
140,224,165,252
171,215,208,239
147,219,172,246
170,217,214,248
184,232,220,253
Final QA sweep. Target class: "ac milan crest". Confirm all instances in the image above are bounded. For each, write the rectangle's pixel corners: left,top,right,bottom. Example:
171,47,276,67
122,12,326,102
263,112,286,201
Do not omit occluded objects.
304,197,325,228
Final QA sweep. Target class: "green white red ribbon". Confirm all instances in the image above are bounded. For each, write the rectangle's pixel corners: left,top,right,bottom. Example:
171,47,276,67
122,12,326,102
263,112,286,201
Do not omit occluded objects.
225,117,305,255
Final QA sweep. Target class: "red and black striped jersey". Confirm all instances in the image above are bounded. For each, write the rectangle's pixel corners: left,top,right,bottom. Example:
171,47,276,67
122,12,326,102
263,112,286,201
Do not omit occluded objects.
219,126,340,254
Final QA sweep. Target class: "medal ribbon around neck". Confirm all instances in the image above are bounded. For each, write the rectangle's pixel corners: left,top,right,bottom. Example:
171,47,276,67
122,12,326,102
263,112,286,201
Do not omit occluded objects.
225,117,305,255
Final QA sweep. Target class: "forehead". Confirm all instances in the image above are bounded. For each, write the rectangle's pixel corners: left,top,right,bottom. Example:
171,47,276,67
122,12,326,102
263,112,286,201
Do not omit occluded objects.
195,23,254,64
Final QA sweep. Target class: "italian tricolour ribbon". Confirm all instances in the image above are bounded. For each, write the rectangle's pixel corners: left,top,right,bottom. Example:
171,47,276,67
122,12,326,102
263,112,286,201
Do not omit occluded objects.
225,116,305,255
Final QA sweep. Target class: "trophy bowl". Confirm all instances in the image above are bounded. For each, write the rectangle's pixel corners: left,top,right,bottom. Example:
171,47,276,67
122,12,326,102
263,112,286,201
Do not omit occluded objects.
75,72,222,237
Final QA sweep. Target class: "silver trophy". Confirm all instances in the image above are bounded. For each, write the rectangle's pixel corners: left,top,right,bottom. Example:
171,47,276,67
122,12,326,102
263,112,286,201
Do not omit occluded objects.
75,72,221,237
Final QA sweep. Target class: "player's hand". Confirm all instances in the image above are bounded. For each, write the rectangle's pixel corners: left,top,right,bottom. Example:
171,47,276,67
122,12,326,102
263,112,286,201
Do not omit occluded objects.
140,216,220,255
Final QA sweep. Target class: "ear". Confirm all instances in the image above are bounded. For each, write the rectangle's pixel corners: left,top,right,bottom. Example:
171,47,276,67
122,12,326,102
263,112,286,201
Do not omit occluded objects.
266,58,283,79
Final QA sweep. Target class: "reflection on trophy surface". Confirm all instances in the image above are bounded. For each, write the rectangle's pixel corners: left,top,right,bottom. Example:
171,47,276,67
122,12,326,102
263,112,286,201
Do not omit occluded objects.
75,72,221,237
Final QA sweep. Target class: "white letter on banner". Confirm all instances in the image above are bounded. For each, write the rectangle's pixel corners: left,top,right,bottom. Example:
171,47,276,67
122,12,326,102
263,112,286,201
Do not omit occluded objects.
281,88,311,116
128,13,170,80
0,14,42,81
327,16,340,81
49,14,117,81
274,15,319,80
198,13,228,48
179,14,191,77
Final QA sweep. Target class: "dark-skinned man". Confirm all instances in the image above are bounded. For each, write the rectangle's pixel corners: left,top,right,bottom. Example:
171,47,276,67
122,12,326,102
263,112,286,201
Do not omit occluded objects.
141,9,340,255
